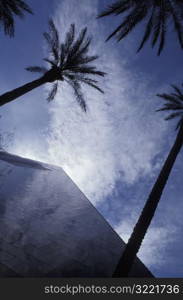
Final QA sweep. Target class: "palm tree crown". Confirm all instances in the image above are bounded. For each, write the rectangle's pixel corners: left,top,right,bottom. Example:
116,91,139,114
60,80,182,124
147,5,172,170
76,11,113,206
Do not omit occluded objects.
157,84,183,129
98,0,183,55
26,19,105,111
0,0,33,36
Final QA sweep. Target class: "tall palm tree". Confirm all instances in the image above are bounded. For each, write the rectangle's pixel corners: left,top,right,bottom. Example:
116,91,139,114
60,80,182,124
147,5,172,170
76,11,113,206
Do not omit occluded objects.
0,19,105,111
98,0,183,55
113,84,183,277
0,0,33,36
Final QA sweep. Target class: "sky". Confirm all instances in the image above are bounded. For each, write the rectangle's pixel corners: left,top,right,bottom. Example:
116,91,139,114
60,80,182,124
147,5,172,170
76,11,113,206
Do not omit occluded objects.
0,0,183,277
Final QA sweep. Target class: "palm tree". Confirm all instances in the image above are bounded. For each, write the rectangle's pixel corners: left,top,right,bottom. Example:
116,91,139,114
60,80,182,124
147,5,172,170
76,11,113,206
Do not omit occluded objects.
0,0,33,36
0,19,105,111
98,0,183,55
113,84,183,277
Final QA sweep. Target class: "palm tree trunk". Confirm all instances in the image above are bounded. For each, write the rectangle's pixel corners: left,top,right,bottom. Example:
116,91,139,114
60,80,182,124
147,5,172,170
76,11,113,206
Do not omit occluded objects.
0,76,48,107
113,123,183,277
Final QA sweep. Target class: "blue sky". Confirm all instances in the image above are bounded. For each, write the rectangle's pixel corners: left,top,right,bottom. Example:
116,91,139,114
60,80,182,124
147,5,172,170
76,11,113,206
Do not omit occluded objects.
0,0,183,277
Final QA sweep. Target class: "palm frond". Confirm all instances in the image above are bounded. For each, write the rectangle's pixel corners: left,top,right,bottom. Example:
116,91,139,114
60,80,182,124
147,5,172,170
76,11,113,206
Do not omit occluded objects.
98,0,132,18
66,79,87,112
99,0,183,54
76,55,99,65
157,93,181,105
107,4,149,42
165,112,183,120
13,0,33,14
74,38,91,58
59,25,76,67
137,5,156,53
156,104,183,111
157,2,170,55
65,74,104,93
169,1,183,48
67,27,88,59
66,38,92,66
47,82,58,102
158,18,166,55
26,66,48,74
48,19,59,48
65,54,98,70
63,23,75,54
43,19,60,64
66,65,106,77
79,77,104,93
0,0,33,36
43,58,57,67
151,10,161,48
171,84,183,97
8,0,32,15
43,32,52,48
117,4,148,41
157,84,183,129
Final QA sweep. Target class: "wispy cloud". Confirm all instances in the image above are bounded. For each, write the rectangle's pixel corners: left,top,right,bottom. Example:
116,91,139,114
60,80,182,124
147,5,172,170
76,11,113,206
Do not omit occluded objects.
43,0,167,204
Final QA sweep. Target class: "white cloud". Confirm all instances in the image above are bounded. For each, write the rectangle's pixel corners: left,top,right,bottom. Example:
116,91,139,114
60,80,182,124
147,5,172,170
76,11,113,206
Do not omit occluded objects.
42,0,168,204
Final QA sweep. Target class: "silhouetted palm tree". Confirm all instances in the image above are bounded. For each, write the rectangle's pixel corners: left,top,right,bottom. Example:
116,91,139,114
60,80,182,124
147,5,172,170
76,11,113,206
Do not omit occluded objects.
113,84,183,277
98,0,183,55
0,0,33,36
0,19,105,111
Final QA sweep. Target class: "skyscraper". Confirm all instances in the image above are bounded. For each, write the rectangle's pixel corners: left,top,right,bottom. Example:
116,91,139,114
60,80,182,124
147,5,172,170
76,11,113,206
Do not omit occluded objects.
0,151,153,277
